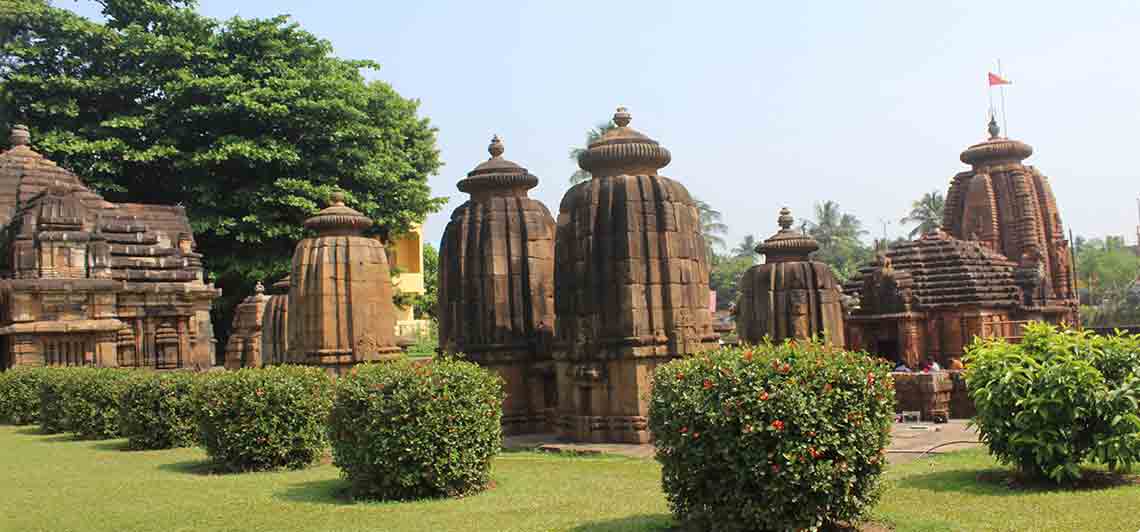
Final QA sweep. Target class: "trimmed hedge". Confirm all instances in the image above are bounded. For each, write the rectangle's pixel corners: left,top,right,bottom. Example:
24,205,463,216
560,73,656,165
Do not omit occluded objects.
0,367,49,425
649,342,895,532
966,323,1140,483
120,371,199,450
194,365,333,472
328,358,503,500
38,367,79,434
62,367,135,440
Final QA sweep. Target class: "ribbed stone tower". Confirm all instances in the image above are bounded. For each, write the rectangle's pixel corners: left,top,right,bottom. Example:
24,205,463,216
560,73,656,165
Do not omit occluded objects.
943,116,1076,323
288,192,399,374
260,275,290,365
554,107,718,443
439,135,557,435
736,208,845,346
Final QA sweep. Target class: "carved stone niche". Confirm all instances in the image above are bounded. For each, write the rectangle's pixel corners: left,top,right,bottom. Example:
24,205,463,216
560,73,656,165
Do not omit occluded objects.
438,136,557,435
736,208,845,346
287,192,400,375
553,107,719,443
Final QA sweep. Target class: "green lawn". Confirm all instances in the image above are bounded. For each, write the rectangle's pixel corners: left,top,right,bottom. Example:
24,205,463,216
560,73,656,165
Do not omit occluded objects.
2,425,1139,532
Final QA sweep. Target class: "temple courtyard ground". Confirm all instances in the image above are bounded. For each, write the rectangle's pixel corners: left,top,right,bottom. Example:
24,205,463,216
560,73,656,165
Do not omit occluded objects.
2,424,1138,532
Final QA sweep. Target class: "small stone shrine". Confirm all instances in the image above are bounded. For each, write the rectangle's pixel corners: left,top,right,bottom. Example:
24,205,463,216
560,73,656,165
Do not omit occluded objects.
736,208,845,346
287,192,400,374
260,275,290,365
845,118,1077,368
222,282,268,369
554,107,719,443
0,125,219,370
438,135,556,435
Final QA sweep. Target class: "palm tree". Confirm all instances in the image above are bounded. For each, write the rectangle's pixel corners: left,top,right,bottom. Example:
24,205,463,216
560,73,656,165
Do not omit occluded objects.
806,201,871,282
568,119,618,185
732,235,759,263
900,191,945,239
693,198,728,261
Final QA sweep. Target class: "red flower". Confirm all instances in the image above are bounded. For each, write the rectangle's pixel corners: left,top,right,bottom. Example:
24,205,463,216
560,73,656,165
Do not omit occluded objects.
759,391,769,401
692,432,700,440
867,372,876,386
781,363,792,374
771,463,781,473
255,388,264,397
809,447,822,459
743,350,753,361
771,420,785,431
823,383,832,393
675,372,684,381
702,379,713,390
680,426,688,434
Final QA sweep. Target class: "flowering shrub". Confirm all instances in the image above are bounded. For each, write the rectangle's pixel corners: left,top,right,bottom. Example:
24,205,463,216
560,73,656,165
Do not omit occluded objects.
966,323,1140,483
649,342,894,532
328,358,503,500
193,366,333,472
62,367,135,439
119,371,199,450
38,367,80,434
0,367,49,425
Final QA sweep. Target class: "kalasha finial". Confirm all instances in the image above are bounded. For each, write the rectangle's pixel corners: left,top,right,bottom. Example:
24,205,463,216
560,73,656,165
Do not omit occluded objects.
9,125,29,147
777,207,794,230
329,190,346,206
987,113,1000,139
613,106,631,127
488,134,504,158
255,281,265,295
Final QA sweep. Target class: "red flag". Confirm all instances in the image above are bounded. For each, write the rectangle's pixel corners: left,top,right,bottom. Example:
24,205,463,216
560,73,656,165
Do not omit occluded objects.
988,72,1011,86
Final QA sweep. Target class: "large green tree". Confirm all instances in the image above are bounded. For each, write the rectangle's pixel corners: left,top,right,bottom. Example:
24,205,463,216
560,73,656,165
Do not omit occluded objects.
1,0,444,336
1078,236,1140,327
806,200,872,282
900,190,945,238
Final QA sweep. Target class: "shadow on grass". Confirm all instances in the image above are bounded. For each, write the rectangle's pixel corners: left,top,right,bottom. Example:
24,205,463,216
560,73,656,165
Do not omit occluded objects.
13,426,41,435
567,514,674,532
91,440,130,451
275,478,355,506
157,459,231,476
896,467,1139,495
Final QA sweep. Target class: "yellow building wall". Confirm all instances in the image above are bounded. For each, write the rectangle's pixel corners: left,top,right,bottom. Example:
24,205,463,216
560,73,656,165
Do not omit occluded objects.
386,224,427,333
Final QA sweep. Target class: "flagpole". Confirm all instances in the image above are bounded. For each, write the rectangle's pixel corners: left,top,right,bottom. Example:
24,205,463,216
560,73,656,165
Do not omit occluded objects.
997,59,1008,136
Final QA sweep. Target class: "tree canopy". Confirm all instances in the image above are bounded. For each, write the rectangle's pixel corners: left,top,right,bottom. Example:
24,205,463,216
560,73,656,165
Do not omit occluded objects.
1,0,445,314
900,190,945,238
806,201,872,282
1077,236,1140,327
567,119,616,185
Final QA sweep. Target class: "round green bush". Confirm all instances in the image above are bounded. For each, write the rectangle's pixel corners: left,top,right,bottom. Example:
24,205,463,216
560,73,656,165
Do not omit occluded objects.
193,365,333,472
966,323,1140,484
329,358,503,500
38,367,80,434
649,342,895,532
0,367,50,425
119,371,199,450
62,367,135,440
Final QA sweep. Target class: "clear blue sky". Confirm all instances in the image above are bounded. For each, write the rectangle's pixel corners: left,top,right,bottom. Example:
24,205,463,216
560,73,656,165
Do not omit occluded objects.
62,1,1140,250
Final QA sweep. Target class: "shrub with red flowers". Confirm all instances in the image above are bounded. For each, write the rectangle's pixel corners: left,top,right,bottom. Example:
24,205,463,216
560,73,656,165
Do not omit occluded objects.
649,341,895,532
192,365,333,472
328,357,503,500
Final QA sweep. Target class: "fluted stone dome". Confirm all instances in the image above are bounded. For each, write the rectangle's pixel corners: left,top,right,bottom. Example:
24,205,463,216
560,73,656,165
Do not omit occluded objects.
439,136,556,434
737,208,845,346
554,107,717,444
288,192,399,373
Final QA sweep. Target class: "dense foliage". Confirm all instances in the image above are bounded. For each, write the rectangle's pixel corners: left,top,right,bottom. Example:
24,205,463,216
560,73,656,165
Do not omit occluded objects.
193,365,333,472
37,367,77,434
1076,236,1140,327
1,0,445,340
0,367,48,425
649,342,894,532
61,367,134,440
328,358,503,500
119,371,199,450
966,323,1140,483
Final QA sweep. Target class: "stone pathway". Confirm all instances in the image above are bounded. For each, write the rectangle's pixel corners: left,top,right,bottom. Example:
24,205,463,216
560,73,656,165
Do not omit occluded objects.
502,420,981,464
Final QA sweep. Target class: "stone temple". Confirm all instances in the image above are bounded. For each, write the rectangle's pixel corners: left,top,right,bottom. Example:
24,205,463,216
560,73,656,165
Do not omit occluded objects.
554,107,719,443
438,135,556,435
287,192,400,374
845,118,1078,368
736,208,845,346
0,125,219,369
